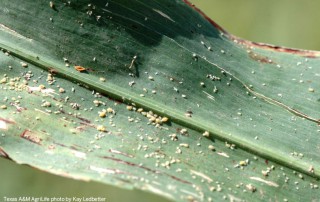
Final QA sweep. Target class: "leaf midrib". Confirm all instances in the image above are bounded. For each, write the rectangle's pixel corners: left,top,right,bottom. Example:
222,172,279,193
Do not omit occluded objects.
1,40,318,180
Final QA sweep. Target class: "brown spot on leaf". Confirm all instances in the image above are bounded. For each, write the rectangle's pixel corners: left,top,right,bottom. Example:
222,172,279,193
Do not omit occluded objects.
0,147,10,158
10,103,27,112
0,117,15,130
76,125,93,132
20,129,42,145
77,117,91,124
70,145,80,151
248,51,274,64
0,117,15,124
54,142,67,148
101,156,191,184
54,142,86,152
59,110,90,123
234,38,320,58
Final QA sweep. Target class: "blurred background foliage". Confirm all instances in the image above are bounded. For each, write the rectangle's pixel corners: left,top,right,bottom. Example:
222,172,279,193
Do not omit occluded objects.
189,0,320,51
1,1,319,201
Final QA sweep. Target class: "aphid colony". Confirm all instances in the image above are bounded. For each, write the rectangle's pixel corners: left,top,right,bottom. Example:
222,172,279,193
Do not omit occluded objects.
98,107,115,118
0,59,117,133
126,105,169,127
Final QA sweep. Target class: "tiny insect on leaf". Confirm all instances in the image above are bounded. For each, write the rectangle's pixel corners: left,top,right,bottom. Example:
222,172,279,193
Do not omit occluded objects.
74,66,87,72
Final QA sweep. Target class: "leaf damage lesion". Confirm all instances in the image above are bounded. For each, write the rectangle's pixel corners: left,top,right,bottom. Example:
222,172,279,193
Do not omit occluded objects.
248,51,275,64
101,155,191,184
20,129,43,145
0,117,15,125
0,117,15,130
0,147,10,158
235,38,320,58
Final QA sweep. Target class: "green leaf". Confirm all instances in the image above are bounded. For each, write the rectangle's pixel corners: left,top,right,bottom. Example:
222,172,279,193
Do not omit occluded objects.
0,0,319,201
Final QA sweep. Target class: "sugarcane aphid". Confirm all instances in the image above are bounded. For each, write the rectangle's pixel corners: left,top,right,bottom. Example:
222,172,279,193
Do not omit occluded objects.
50,1,57,11
49,1,54,9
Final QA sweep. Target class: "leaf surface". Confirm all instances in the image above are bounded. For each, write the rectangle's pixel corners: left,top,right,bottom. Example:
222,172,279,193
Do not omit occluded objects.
0,0,319,201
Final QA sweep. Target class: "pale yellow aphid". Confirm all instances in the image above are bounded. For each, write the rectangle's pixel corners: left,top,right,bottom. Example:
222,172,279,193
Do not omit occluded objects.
202,131,210,137
41,101,51,107
106,108,114,113
97,125,106,132
21,62,28,68
161,117,169,123
208,145,215,151
239,160,247,166
179,143,189,148
59,88,65,93
0,78,7,84
99,110,107,118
